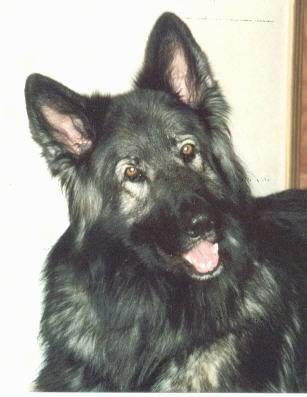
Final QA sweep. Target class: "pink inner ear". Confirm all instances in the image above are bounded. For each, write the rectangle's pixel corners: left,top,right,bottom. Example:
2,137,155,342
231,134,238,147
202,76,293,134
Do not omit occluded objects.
41,105,92,155
170,47,194,105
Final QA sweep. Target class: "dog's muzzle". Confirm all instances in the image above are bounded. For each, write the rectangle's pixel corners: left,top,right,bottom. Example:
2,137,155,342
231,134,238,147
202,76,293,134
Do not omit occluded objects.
180,196,221,278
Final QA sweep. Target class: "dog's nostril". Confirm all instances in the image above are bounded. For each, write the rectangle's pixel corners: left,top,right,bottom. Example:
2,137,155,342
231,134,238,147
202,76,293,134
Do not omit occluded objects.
191,214,206,226
188,214,215,237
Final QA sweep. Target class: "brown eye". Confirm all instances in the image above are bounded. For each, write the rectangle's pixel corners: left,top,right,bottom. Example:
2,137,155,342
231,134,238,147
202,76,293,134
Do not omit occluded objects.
180,143,196,162
124,165,140,181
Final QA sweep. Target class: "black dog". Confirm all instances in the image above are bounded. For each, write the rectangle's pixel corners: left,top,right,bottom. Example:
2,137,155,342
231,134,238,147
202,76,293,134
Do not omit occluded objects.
25,13,306,392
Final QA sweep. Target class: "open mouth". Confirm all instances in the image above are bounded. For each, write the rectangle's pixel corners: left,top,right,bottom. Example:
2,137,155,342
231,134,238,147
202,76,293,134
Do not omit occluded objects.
182,239,222,280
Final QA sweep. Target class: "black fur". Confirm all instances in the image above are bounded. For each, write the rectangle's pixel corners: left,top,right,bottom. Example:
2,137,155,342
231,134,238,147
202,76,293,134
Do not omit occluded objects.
25,13,306,392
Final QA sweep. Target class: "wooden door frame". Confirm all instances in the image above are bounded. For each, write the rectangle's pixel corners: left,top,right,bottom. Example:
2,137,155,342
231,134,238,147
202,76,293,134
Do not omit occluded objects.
291,0,305,187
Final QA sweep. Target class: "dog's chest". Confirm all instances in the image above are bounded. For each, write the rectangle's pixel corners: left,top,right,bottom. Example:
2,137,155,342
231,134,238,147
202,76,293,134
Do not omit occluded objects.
152,334,238,392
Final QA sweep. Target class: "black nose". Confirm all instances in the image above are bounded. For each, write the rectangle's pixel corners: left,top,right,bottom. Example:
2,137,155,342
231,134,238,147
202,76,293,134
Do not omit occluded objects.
180,195,215,238
188,213,215,238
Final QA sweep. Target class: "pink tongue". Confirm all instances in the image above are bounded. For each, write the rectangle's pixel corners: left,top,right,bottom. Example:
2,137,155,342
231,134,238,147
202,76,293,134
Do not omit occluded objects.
183,240,219,274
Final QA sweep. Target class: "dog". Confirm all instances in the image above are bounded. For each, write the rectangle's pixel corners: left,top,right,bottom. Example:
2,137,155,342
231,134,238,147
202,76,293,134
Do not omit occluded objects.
25,12,306,392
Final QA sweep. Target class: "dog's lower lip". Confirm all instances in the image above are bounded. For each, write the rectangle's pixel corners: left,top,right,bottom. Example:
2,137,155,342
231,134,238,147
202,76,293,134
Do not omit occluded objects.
190,264,223,281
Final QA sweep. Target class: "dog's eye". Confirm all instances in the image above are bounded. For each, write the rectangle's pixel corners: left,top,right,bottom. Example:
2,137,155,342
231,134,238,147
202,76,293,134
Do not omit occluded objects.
124,165,142,181
180,143,196,162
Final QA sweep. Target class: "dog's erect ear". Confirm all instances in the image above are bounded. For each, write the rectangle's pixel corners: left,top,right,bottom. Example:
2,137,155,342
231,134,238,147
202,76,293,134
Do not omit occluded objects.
25,74,93,176
136,13,228,118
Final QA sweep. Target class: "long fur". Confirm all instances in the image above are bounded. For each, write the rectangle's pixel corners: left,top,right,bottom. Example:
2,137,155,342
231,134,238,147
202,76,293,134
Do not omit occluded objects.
25,13,306,392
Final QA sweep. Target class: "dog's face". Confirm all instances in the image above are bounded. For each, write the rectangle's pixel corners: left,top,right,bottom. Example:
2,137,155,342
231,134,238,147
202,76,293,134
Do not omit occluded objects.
90,91,224,280
25,13,251,281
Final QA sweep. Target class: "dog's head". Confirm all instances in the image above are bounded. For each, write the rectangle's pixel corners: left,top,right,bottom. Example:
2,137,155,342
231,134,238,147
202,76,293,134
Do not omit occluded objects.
25,13,251,281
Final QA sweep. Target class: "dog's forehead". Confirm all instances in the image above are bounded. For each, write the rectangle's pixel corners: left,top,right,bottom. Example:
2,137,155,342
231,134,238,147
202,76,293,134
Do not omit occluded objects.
107,90,203,143
94,90,207,165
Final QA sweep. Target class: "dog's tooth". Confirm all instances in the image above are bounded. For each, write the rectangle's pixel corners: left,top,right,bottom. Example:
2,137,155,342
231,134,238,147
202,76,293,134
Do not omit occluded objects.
213,243,219,254
183,253,192,264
